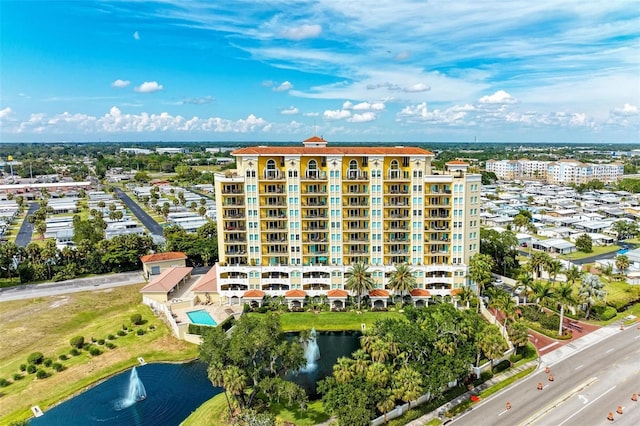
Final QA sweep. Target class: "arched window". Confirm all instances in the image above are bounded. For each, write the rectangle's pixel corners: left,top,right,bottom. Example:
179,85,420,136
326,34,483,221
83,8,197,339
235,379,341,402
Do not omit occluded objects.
307,159,318,178
265,159,277,179
389,159,400,179
348,159,359,179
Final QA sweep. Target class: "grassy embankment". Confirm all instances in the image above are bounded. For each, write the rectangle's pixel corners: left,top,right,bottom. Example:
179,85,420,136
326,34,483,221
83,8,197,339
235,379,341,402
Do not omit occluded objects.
0,284,198,424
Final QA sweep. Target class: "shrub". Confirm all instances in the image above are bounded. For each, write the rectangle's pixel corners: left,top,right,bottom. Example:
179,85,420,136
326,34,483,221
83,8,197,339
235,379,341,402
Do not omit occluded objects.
13,373,22,381
0,378,10,387
52,363,64,372
97,339,105,345
35,369,49,379
136,329,145,336
593,305,617,321
90,337,97,343
58,354,68,361
107,334,116,340
70,348,80,356
69,336,85,349
105,342,116,349
26,364,37,374
148,325,156,330
130,314,142,325
19,364,26,372
27,352,44,365
510,353,523,364
480,371,493,381
117,330,127,337
493,360,511,374
122,324,128,330
89,347,102,356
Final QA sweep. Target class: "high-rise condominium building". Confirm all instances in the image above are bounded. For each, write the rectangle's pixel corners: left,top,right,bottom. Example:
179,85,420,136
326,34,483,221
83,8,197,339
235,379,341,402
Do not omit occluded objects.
214,136,481,305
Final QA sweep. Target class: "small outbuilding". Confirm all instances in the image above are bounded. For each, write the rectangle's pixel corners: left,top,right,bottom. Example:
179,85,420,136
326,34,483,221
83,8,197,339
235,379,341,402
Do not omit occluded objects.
140,266,193,303
140,251,188,279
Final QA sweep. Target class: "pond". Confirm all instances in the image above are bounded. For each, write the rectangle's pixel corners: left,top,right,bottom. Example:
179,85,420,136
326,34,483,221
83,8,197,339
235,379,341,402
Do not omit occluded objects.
30,332,361,424
31,362,220,426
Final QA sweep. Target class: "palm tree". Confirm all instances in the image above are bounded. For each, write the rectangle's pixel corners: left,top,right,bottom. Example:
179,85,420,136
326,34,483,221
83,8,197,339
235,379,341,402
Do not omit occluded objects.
366,362,391,388
478,325,508,369
377,395,396,424
546,259,563,283
208,362,233,417
564,265,581,287
468,253,495,311
507,321,529,355
345,263,375,310
615,255,630,280
531,281,554,311
223,365,247,408
578,273,606,319
332,357,355,383
388,263,416,303
494,293,518,329
529,251,551,280
393,367,423,410
555,282,576,336
517,273,534,303
457,286,477,309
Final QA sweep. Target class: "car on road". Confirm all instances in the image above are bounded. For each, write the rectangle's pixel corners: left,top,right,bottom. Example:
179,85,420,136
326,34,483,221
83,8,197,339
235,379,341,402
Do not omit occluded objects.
514,285,525,295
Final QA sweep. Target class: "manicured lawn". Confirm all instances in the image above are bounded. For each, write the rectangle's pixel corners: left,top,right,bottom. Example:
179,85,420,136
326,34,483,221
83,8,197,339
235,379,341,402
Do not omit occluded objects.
0,284,198,424
560,244,620,260
603,278,640,310
254,310,407,332
182,393,229,426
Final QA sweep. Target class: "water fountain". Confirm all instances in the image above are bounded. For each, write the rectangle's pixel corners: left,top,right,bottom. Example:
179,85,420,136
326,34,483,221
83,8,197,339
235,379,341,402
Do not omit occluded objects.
114,367,147,410
301,327,321,372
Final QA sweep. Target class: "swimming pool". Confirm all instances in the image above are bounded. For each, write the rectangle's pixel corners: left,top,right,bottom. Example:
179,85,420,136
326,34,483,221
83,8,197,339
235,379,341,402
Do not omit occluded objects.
187,310,217,326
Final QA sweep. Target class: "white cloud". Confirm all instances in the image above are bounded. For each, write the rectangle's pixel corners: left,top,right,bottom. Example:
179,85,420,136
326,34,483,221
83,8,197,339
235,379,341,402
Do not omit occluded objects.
303,112,319,117
281,106,299,115
342,101,386,111
273,81,294,92
133,31,140,40
348,112,377,123
183,96,215,105
342,101,353,109
479,90,517,104
134,81,163,93
612,103,639,116
403,83,430,93
394,51,411,61
0,107,13,119
323,109,351,121
111,79,131,88
280,24,322,41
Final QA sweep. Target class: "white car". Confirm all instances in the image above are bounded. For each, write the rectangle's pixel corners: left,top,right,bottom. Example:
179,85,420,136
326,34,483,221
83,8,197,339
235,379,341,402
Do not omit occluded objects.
514,286,525,295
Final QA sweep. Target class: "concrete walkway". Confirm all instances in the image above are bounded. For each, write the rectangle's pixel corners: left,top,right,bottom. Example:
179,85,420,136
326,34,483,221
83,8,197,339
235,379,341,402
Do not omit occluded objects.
405,361,539,426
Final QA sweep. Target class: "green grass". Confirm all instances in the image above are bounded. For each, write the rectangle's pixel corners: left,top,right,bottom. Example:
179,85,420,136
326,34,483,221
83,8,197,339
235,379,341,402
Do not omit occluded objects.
182,392,230,426
479,366,536,398
603,278,640,310
271,400,330,425
0,284,198,424
253,311,407,332
560,245,619,260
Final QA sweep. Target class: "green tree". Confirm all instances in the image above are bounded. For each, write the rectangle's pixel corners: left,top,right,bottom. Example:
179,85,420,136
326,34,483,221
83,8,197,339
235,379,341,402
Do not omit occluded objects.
480,228,519,276
546,259,563,283
477,325,508,369
565,265,581,287
507,321,529,355
387,263,416,302
615,255,630,279
531,281,554,310
468,253,494,309
555,282,576,336
134,171,150,182
392,366,423,410
611,220,639,241
199,313,306,410
575,234,593,253
35,220,47,238
529,251,551,280
345,263,375,310
578,273,606,319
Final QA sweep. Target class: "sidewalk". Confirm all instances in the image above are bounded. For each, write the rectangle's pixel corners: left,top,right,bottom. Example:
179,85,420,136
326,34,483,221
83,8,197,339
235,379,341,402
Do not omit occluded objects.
405,361,539,425
540,323,619,365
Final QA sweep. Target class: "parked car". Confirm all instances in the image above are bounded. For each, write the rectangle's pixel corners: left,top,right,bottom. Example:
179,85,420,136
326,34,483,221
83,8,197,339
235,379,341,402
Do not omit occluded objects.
515,286,525,295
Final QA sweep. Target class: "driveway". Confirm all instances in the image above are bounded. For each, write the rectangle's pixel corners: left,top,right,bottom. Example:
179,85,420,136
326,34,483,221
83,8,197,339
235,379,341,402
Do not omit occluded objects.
114,188,163,236
14,202,38,247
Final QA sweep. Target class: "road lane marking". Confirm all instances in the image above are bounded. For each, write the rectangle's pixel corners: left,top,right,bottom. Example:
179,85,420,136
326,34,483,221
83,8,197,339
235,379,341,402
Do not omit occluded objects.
606,348,615,353
574,364,583,370
519,377,598,426
634,335,640,340
557,385,617,426
578,394,588,404
498,409,508,416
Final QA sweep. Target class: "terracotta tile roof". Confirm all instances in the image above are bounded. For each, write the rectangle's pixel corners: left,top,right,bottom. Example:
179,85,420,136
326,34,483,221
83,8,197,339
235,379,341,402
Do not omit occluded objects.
192,265,218,293
369,289,390,297
446,160,469,165
242,290,265,298
140,267,193,293
304,136,327,143
410,289,431,297
140,251,188,264
232,146,434,156
284,290,306,298
450,288,462,296
327,289,348,298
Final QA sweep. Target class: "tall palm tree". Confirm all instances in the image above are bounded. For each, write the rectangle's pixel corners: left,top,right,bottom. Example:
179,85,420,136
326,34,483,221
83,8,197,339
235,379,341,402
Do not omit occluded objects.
546,259,563,283
345,262,375,310
208,362,233,417
578,273,606,319
531,281,554,311
388,263,416,302
615,255,630,280
494,293,518,329
564,265,581,287
529,251,551,280
507,321,529,355
478,325,508,369
332,357,355,383
393,367,423,410
468,253,495,311
555,282,576,336
457,286,477,309
517,273,534,303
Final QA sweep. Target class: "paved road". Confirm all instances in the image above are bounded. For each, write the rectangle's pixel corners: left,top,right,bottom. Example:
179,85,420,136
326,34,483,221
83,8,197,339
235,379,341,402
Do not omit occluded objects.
450,325,640,426
0,271,146,302
114,188,163,236
14,202,38,247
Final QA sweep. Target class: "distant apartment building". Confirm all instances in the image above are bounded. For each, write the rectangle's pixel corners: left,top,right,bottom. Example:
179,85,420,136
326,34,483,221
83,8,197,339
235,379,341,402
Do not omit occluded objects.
156,147,189,155
486,159,623,184
213,136,481,303
119,148,152,155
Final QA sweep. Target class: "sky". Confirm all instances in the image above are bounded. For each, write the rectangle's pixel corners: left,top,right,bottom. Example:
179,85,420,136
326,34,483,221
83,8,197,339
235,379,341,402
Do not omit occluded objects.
0,1,639,143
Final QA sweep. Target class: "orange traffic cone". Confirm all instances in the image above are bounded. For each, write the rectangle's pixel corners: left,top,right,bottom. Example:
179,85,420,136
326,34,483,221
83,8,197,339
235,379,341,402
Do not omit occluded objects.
548,374,554,381
537,382,543,390
632,393,638,402
506,401,511,410
545,366,550,374
617,405,623,415
607,412,614,421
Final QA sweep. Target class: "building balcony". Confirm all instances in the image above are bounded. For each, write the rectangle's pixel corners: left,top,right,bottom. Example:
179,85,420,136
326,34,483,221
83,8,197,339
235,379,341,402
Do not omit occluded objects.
260,172,285,181
302,277,331,286
224,238,247,244
223,213,245,219
345,171,369,181
300,172,328,181
221,187,244,195
302,188,327,194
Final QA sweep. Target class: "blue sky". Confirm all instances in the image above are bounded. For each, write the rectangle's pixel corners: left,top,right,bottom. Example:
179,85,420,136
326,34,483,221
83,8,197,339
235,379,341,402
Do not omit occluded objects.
1,0,638,143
